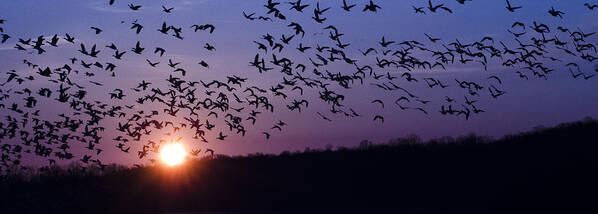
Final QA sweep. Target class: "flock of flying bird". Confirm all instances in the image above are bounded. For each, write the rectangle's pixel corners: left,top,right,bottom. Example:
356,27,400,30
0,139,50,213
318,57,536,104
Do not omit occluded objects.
0,0,597,173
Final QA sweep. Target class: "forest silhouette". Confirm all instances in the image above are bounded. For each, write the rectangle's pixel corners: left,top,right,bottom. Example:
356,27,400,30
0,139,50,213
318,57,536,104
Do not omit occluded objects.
1,118,597,213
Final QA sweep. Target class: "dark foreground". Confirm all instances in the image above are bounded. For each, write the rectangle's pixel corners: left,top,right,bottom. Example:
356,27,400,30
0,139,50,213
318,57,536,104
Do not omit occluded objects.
1,119,598,214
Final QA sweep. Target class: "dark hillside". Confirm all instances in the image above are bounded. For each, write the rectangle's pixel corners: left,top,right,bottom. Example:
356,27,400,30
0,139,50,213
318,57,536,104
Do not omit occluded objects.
1,119,597,213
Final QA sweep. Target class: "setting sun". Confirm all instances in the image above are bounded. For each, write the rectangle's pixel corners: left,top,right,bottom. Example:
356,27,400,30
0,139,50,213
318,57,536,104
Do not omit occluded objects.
160,143,186,166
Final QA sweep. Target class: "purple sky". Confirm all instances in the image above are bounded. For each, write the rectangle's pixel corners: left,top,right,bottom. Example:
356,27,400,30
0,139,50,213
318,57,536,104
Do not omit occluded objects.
0,0,597,166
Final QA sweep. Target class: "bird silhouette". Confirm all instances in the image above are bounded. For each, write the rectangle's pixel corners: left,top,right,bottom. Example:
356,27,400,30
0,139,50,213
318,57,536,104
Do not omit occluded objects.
548,7,565,19
427,0,452,13
1,34,10,43
217,132,227,140
373,115,384,123
371,99,384,108
146,59,159,67
585,3,598,10
128,3,142,10
379,36,394,47
342,0,356,11
505,0,522,12
363,0,381,12
162,5,174,13
262,132,271,139
243,11,256,20
413,6,426,14
132,41,144,54
288,0,309,12
90,27,102,34
130,21,143,34
424,33,440,43
154,47,165,57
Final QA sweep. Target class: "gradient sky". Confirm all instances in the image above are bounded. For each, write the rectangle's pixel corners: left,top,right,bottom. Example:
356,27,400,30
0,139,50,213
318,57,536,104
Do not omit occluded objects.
0,0,597,166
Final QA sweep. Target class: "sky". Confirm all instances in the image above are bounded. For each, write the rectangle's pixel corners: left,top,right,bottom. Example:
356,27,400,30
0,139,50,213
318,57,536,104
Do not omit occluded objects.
0,0,597,166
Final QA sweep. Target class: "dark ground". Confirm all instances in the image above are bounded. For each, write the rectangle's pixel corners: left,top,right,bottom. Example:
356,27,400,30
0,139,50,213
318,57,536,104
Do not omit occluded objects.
1,119,597,214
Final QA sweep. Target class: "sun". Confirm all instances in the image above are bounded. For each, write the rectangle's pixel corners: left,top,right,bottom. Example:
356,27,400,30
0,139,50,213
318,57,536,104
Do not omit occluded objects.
160,143,186,166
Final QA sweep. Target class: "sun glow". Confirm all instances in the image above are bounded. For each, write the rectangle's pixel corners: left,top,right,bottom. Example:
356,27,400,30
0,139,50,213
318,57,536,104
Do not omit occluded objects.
160,143,186,166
